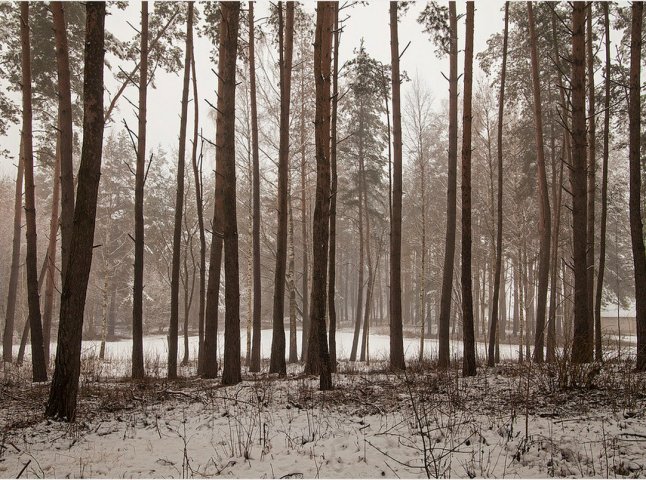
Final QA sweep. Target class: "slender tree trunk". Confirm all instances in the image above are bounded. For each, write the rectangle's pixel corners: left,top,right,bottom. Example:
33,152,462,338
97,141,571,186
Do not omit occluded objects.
488,2,508,367
42,139,61,365
350,188,364,361
270,1,295,375
359,151,373,362
219,1,242,386
327,2,339,373
461,1,476,377
587,6,597,360
51,2,75,286
389,1,405,371
20,3,47,382
438,2,458,369
595,3,611,363
248,1,262,373
528,2,551,363
189,29,205,375
299,66,311,364
628,2,646,371
168,2,193,379
304,1,334,391
570,2,592,364
46,1,105,420
288,191,298,363
3,140,24,363
132,1,148,380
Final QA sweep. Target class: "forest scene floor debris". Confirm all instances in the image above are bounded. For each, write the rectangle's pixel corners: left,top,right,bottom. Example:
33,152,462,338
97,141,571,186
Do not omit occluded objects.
2,356,646,478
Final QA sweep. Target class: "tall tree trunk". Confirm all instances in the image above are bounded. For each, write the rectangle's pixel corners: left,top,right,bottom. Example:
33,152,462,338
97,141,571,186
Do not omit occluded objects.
528,2,551,364
389,1,405,371
270,1,295,376
359,149,373,362
42,137,61,364
20,3,47,382
300,69,310,363
132,1,148,379
595,3,611,363
248,0,262,373
219,1,242,387
304,1,334,391
288,190,298,363
350,181,364,361
168,2,193,379
548,7,570,362
51,2,75,286
570,2,592,364
3,140,24,363
46,1,106,420
628,2,646,371
438,2,458,369
461,1,476,377
488,2,508,367
586,6,597,360
189,27,205,375
327,2,339,373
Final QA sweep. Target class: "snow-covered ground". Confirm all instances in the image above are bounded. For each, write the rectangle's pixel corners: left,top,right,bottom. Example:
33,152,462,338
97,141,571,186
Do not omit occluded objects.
2,361,646,478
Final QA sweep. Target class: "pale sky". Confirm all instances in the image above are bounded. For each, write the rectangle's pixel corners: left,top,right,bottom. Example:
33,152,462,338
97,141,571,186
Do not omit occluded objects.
0,1,504,177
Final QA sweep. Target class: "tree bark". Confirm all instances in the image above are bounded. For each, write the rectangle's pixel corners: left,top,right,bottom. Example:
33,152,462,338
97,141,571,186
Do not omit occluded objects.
389,1,405,371
288,191,298,363
488,1,508,367
628,2,646,371
20,3,47,382
328,2,339,373
461,1,476,377
304,1,334,392
528,2,551,364
168,2,193,379
219,1,242,387
270,1,295,376
248,0,262,374
595,3,611,363
46,1,105,420
570,2,592,364
132,1,148,380
438,1,458,369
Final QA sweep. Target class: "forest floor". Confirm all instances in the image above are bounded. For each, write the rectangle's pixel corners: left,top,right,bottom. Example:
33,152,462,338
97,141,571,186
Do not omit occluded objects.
2,354,646,478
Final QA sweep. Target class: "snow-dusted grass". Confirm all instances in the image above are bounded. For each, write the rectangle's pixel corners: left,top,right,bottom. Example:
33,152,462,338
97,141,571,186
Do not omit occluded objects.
2,353,646,478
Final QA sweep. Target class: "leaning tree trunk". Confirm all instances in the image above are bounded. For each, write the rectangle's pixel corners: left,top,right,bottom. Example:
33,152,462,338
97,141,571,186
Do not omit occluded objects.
570,2,592,364
189,24,205,375
219,1,242,387
132,1,148,380
438,1,458,369
528,2,551,364
248,0,262,374
3,138,24,363
488,1,508,367
270,1,295,376
595,3,611,363
20,3,47,382
389,0,405,371
328,2,340,373
461,1,476,377
628,1,646,371
304,1,334,392
42,136,61,365
45,1,106,420
168,2,193,379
